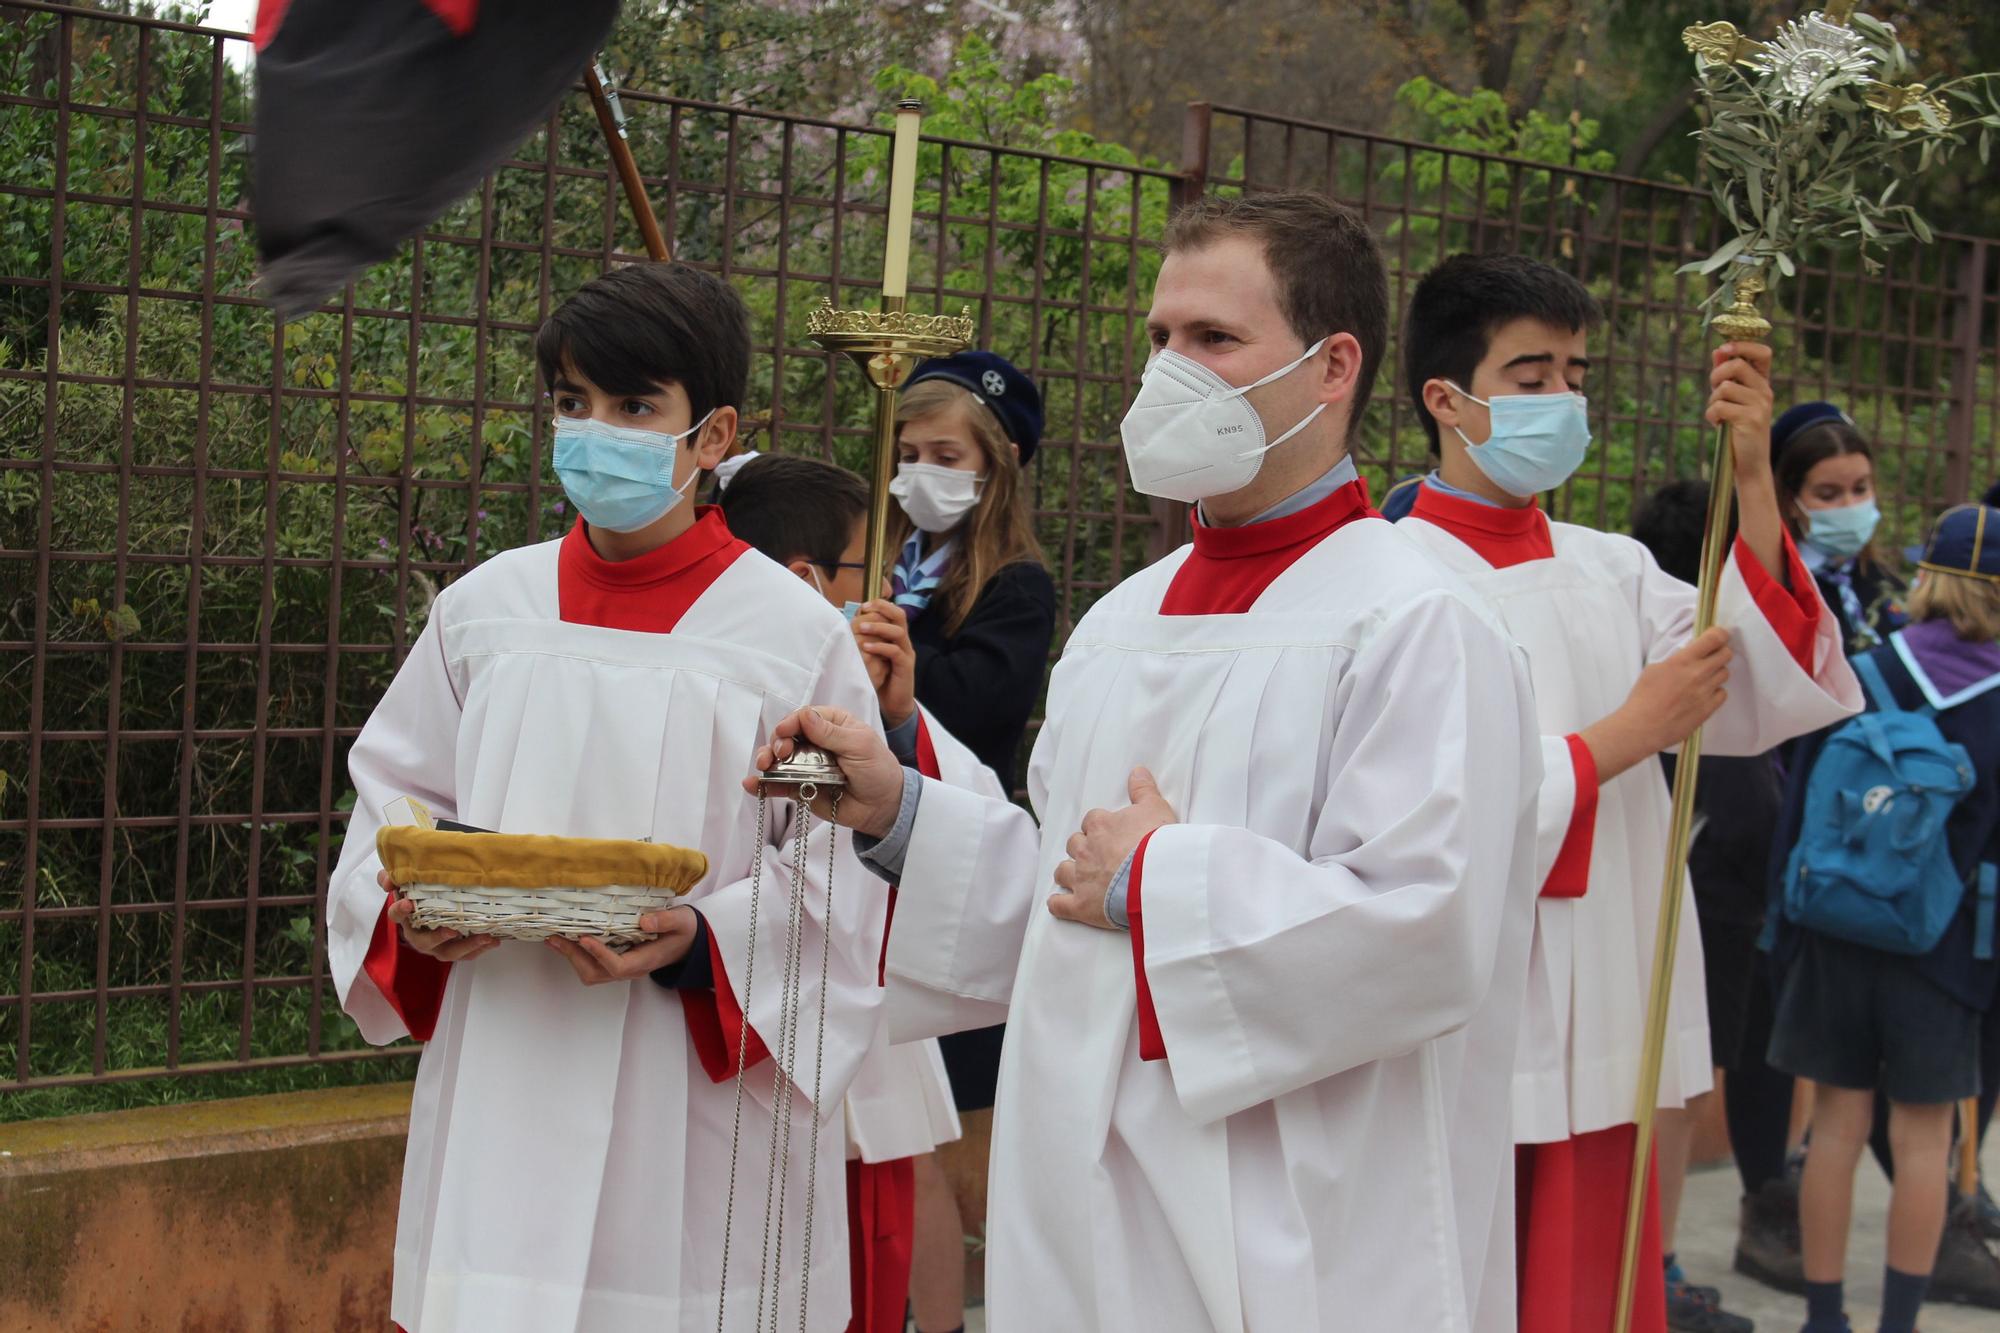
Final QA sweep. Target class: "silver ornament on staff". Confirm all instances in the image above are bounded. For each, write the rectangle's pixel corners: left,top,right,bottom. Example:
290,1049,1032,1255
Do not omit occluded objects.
1614,5,2000,1329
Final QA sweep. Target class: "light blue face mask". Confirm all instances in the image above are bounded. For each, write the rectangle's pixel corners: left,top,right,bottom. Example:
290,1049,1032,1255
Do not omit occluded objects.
806,565,865,623
1446,383,1592,498
552,412,712,534
1802,498,1881,561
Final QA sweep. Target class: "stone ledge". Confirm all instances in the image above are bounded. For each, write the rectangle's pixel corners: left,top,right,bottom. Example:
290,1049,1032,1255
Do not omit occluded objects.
0,1082,414,1175
0,1084,413,1333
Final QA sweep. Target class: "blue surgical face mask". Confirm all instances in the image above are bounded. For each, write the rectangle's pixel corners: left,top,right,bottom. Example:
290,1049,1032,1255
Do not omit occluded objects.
1446,383,1592,498
1801,498,1880,561
553,411,713,534
805,565,865,623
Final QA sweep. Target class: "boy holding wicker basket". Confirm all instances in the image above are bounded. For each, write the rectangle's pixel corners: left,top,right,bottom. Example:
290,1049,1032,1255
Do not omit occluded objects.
327,262,887,1333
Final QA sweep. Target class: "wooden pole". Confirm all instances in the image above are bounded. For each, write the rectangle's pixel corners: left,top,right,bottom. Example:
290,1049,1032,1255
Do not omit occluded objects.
583,61,670,262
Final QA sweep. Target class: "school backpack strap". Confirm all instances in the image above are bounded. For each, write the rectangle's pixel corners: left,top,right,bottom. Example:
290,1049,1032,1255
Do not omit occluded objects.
1855,646,1943,720
1977,862,1997,963
1852,651,1907,715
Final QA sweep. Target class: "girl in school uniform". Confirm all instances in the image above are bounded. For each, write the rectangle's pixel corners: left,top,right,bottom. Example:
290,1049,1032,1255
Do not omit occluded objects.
1767,503,2000,1333
851,349,1055,1333
1773,401,1908,654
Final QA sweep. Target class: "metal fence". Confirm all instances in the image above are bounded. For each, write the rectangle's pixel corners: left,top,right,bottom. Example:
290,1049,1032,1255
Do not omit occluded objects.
2,2,1995,1098
1194,102,1999,532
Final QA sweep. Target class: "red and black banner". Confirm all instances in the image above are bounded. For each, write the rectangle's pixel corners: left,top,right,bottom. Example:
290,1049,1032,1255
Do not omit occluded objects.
251,0,619,319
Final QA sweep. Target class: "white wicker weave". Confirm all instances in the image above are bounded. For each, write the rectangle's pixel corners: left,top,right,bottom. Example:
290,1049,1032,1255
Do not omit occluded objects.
403,881,682,945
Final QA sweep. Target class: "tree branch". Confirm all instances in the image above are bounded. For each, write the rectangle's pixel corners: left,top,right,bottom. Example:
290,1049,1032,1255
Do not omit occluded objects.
1511,0,1576,113
1615,82,1698,177
1366,0,1456,88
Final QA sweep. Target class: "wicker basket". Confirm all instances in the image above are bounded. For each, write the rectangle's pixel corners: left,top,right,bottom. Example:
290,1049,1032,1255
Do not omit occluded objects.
377,826,709,945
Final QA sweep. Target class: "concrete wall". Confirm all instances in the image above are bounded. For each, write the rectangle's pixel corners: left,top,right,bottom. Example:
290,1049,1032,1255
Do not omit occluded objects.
0,1085,410,1333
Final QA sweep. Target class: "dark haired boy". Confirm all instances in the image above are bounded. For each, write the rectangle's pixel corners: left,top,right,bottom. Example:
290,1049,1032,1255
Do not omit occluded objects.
752,192,1545,1331
327,262,887,1332
1394,253,1860,1333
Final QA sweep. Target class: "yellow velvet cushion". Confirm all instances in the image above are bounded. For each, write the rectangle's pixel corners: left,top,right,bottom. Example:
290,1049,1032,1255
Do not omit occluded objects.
377,827,708,893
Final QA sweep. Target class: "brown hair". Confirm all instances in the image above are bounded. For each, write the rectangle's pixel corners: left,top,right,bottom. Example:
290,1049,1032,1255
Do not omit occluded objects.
1162,191,1390,430
892,380,1046,634
1907,570,2000,642
1774,418,1890,570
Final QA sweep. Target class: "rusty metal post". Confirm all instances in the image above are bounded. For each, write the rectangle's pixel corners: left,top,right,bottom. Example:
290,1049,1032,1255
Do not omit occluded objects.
1943,240,1988,507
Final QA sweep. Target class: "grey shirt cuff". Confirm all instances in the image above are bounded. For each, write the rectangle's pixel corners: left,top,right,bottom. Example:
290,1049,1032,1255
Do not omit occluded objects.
1104,850,1135,928
854,767,923,883
884,711,921,766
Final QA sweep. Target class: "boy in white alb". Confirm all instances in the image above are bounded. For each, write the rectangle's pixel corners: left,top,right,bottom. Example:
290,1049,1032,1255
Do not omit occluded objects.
750,193,1545,1333
327,264,885,1333
1393,253,1860,1333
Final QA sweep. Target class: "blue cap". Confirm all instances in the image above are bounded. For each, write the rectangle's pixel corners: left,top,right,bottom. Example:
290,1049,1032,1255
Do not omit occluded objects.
906,351,1044,465
1771,401,1853,464
1919,504,2000,583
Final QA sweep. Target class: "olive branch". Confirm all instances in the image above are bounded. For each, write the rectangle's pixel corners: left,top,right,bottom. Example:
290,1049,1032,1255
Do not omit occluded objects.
1681,8,2000,321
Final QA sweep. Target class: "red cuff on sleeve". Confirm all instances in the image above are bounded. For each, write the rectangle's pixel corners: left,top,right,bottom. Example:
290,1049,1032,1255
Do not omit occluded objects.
682,928,774,1084
1128,830,1167,1062
1734,531,1819,672
1541,734,1599,899
912,713,941,781
362,893,452,1042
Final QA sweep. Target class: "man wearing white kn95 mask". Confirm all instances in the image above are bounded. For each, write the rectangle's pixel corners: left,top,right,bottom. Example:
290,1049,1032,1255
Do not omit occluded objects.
746,191,1544,1333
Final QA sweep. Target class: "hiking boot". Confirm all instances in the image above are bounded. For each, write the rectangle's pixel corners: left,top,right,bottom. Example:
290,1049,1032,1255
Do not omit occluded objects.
1666,1274,1755,1332
1736,1177,1806,1295
1666,1252,1722,1307
1929,1195,2000,1308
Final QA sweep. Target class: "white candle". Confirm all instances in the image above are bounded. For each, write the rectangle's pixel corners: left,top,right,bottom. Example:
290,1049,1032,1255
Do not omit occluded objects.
881,101,922,300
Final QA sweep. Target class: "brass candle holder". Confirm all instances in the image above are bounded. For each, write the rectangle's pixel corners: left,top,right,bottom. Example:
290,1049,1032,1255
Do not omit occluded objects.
807,299,976,598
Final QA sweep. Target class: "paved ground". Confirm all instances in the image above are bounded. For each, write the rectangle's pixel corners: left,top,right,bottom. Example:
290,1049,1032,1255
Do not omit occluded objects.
950,1136,1998,1332
1675,1136,1999,1333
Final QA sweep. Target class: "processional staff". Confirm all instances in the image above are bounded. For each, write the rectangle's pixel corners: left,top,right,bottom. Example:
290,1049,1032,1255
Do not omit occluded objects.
1615,6,2000,1329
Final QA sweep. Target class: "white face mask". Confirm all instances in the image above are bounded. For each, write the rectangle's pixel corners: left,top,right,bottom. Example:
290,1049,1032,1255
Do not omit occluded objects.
1118,338,1329,504
890,462,983,533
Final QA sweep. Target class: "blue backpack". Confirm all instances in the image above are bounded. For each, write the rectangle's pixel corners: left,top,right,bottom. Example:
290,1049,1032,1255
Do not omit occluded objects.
1780,651,1989,958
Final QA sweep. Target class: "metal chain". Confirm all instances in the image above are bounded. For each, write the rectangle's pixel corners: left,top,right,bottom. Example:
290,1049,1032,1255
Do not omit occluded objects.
761,793,815,1330
795,790,841,1333
714,784,840,1333
753,788,813,1332
715,787,770,1333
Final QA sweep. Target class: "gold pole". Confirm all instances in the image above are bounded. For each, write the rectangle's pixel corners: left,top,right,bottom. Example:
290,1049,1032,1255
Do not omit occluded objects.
808,101,974,600
1612,270,1771,1333
862,297,907,599
1959,1096,1982,1199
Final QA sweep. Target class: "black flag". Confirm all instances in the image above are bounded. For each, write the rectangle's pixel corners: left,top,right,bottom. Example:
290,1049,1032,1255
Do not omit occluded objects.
251,0,620,319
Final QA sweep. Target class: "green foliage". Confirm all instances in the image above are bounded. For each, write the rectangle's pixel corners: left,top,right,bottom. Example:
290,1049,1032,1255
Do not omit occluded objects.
1682,12,2000,316
1381,77,1618,239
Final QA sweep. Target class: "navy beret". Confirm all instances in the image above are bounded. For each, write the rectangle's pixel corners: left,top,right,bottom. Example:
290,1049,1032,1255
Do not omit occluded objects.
1919,504,2000,582
1771,401,1852,464
906,351,1043,465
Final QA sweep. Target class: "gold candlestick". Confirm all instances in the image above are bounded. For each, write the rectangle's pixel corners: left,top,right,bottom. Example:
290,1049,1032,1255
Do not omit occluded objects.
806,99,974,603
